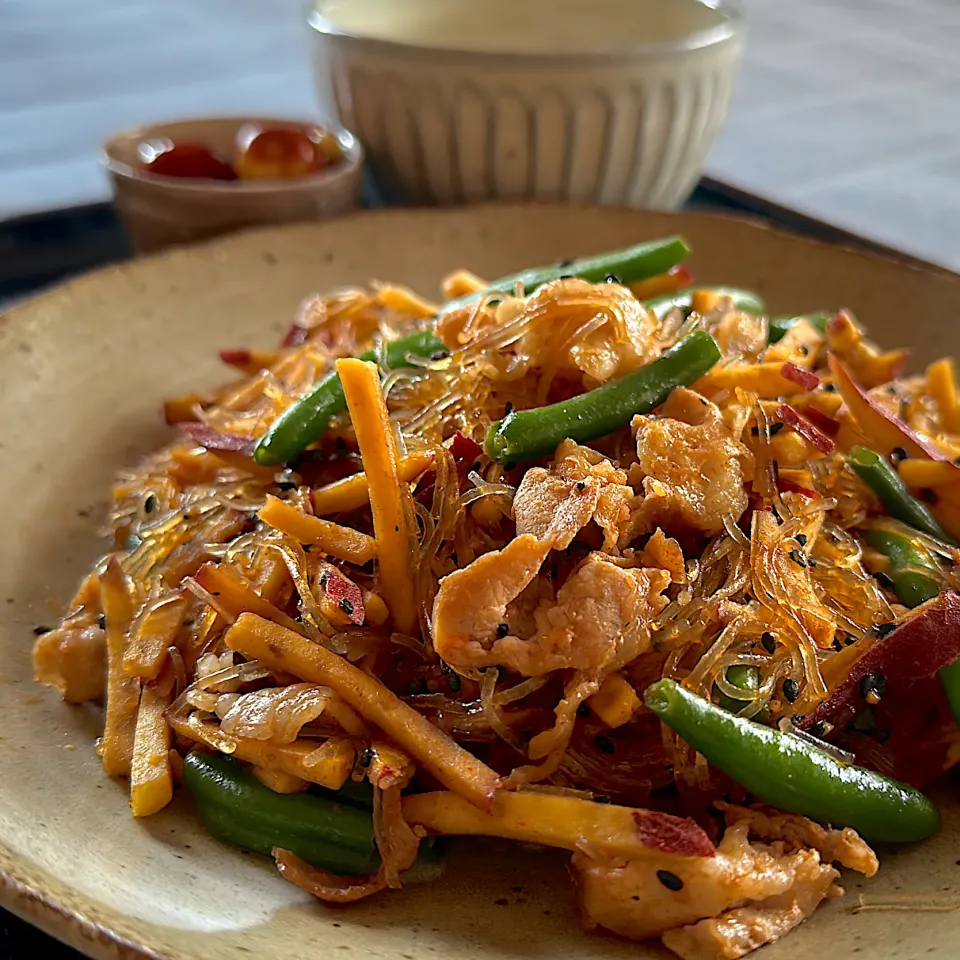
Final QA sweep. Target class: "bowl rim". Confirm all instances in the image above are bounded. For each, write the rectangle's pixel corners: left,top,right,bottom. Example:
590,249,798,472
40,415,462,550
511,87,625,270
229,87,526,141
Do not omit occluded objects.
101,116,364,195
307,0,744,62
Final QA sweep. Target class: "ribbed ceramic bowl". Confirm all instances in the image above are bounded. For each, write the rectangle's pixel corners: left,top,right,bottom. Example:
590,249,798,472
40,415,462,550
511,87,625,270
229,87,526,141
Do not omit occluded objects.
103,117,364,253
308,0,743,208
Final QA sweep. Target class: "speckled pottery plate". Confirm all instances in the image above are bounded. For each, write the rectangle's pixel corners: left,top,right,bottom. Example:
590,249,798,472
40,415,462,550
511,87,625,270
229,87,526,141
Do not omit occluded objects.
2,204,960,960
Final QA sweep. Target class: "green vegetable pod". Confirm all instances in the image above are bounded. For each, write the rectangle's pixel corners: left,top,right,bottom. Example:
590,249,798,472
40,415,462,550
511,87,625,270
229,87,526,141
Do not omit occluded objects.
645,679,940,844
254,329,445,467
767,312,832,344
444,235,690,315
849,446,952,542
183,751,378,876
485,330,721,465
864,527,941,609
643,286,765,320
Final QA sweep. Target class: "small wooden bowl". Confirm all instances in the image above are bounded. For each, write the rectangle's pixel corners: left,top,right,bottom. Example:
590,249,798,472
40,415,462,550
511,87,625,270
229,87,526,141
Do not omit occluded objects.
102,116,364,252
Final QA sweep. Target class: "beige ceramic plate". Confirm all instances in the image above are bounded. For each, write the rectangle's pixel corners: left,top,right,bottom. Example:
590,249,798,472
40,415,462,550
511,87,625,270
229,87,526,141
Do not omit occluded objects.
2,204,960,960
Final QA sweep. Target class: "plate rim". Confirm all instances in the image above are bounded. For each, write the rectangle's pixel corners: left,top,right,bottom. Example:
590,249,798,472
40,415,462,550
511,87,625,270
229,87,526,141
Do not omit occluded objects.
3,200,958,960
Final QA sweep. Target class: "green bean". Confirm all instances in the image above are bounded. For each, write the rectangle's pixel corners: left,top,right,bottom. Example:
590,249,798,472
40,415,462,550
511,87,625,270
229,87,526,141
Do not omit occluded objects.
183,752,378,875
253,238,691,466
862,526,960,727
864,528,941,609
849,446,952,541
714,664,760,714
443,235,690,313
767,312,832,344
485,330,721,465
254,329,445,466
939,660,960,726
645,679,940,844
643,286,765,320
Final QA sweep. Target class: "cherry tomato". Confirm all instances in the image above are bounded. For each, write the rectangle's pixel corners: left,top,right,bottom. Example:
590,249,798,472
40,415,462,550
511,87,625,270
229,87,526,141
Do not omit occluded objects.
235,127,326,180
142,142,237,181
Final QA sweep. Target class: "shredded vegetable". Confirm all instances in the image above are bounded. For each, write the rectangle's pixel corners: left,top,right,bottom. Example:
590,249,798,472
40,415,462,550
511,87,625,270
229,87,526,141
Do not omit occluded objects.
33,243,960,960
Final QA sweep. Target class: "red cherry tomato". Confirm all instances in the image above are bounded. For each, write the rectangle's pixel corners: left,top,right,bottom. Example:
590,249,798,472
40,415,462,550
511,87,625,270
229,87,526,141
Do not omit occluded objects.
235,127,325,180
142,143,238,181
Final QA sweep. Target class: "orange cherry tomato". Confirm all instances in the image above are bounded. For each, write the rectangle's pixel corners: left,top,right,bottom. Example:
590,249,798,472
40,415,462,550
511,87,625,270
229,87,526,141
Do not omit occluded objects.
235,127,326,180
142,142,238,181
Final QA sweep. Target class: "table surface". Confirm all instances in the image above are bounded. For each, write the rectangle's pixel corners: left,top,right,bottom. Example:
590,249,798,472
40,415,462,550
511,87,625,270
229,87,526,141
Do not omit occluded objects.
3,0,960,269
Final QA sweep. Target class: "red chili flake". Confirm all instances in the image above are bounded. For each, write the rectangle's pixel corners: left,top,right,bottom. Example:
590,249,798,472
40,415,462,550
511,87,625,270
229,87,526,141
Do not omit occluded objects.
219,348,253,367
632,810,716,858
280,324,310,349
774,404,835,455
179,421,256,455
797,405,841,438
780,362,821,391
320,566,365,625
450,430,483,464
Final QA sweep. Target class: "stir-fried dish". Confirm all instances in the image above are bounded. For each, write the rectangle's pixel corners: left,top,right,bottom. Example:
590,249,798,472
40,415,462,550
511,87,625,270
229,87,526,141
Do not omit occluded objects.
34,237,960,959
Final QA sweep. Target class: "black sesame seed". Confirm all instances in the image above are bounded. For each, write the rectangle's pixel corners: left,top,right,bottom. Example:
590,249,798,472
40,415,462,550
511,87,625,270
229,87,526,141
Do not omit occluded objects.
97,613,106,630
845,635,858,646
751,426,760,436
808,720,827,738
875,621,898,639
891,447,908,464
497,623,510,638
795,533,808,547
656,870,684,892
859,673,888,701
769,422,785,436
605,273,622,284
594,735,615,755
319,572,329,587
577,703,591,718
430,350,449,361
807,557,818,568
303,544,312,553
761,632,777,654
576,481,586,492
833,638,843,652
875,571,895,589
823,382,837,393
340,598,355,616
211,592,221,597
798,345,809,357
32,625,52,636
559,274,575,280
144,494,157,514
783,679,800,703
359,748,374,767
789,549,807,567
